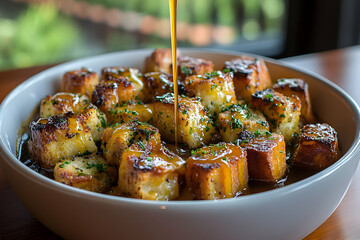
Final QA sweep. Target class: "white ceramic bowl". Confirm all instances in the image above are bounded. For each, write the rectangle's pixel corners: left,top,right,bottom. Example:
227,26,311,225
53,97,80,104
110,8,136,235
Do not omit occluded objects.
0,49,360,240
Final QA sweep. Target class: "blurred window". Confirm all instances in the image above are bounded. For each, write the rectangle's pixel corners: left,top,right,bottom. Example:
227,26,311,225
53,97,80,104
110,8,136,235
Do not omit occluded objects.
0,0,285,70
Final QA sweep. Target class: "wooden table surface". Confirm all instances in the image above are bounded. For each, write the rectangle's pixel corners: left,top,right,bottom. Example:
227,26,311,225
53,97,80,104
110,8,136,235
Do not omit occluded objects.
1,47,360,239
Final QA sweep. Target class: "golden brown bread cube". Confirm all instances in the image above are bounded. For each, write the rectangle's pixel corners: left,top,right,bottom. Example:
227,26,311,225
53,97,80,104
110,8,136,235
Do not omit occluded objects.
100,66,144,100
178,56,214,80
118,144,185,200
224,57,272,102
101,120,162,167
251,88,301,142
54,154,117,193
91,76,142,115
184,71,236,117
218,104,269,143
185,143,248,200
145,48,181,74
61,68,99,98
106,103,153,125
293,123,341,170
141,72,174,103
240,133,286,182
152,93,216,148
40,92,106,142
28,112,98,169
273,78,315,123
40,92,90,118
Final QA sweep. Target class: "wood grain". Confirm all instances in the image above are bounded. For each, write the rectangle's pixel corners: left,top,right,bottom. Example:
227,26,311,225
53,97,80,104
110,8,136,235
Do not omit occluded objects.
0,47,360,239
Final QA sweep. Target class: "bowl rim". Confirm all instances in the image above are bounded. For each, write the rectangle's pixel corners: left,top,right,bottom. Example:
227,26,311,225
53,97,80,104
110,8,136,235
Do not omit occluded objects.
1,48,360,206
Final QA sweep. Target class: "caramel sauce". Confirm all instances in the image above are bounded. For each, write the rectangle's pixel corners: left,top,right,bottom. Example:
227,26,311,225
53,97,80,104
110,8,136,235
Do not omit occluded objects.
169,0,179,146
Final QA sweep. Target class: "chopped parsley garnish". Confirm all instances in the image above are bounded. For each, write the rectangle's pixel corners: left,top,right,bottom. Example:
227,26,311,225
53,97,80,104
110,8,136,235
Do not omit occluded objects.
230,117,242,129
86,162,106,173
138,141,146,151
205,125,210,132
99,116,107,128
59,160,70,168
181,66,193,76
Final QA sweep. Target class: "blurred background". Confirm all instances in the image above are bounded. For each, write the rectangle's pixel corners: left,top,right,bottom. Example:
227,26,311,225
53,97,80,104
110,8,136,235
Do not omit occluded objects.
0,0,359,71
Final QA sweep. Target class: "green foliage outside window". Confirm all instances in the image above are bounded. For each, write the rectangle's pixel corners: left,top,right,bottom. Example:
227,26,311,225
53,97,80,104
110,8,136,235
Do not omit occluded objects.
0,0,285,70
0,2,82,70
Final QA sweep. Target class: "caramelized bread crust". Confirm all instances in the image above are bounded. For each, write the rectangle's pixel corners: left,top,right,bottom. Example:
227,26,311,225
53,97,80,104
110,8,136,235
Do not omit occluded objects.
91,77,140,114
240,133,286,182
152,93,216,148
178,56,214,80
251,88,301,142
184,71,236,117
185,143,248,200
61,68,99,98
118,144,185,200
293,123,341,170
141,72,174,103
273,78,315,123
224,57,272,102
101,120,162,167
29,112,98,169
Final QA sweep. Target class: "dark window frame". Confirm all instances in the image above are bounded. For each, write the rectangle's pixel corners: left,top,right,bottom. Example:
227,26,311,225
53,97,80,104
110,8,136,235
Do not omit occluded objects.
281,0,360,58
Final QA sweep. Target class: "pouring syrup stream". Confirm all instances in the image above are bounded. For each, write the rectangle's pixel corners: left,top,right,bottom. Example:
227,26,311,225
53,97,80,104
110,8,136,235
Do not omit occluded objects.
169,0,178,146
